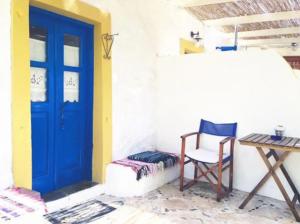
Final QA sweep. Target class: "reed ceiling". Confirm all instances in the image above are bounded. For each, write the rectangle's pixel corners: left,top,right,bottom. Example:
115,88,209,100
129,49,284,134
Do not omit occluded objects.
187,0,300,20
222,19,300,33
184,0,300,43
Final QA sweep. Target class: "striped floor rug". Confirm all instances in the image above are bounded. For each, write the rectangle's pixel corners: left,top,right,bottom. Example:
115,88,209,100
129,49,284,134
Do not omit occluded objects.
45,199,116,224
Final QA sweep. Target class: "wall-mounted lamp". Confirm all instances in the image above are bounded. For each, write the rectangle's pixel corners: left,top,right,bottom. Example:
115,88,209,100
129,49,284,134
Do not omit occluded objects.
190,31,202,43
101,33,119,60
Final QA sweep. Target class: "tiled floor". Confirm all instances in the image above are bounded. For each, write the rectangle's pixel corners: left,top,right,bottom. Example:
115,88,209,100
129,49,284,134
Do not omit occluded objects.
93,179,299,224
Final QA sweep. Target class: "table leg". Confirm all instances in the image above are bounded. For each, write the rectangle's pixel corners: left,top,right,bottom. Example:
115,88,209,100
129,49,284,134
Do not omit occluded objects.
239,148,289,209
271,150,300,205
257,148,300,222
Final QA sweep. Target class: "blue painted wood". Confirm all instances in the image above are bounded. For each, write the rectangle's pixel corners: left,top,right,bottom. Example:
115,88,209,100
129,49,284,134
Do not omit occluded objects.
30,7,94,194
216,46,238,51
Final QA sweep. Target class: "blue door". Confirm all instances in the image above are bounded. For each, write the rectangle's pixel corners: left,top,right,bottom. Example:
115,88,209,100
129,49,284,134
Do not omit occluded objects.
30,7,94,194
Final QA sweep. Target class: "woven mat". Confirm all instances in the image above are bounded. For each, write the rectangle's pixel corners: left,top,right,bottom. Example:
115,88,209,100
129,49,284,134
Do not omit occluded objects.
45,199,116,224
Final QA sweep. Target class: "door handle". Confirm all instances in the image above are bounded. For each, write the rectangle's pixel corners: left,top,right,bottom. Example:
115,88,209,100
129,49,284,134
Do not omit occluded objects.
60,101,68,130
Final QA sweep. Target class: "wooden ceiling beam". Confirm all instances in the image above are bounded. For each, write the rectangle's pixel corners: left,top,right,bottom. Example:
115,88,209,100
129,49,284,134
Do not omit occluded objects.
239,37,300,46
204,10,300,26
176,0,237,7
225,27,300,38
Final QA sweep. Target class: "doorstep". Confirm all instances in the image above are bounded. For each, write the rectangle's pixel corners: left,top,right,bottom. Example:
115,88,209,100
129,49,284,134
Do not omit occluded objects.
44,182,105,213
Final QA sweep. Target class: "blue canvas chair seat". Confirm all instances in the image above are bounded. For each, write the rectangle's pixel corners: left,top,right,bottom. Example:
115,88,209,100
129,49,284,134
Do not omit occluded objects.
179,119,237,201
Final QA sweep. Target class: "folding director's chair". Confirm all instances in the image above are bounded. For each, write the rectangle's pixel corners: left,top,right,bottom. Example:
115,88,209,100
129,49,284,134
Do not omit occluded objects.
179,119,237,201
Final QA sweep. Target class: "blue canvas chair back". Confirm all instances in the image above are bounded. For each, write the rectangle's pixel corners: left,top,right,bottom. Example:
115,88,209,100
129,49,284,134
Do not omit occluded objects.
199,119,237,137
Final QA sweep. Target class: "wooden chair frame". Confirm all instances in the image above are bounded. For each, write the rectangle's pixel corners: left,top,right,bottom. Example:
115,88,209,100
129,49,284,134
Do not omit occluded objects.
179,132,235,201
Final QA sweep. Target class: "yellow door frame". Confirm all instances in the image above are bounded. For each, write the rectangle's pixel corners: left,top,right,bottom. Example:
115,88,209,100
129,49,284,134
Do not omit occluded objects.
180,38,204,54
11,0,112,189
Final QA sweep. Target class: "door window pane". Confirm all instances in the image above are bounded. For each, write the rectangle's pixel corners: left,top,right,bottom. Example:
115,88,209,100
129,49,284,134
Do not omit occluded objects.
64,34,80,67
64,71,79,102
30,26,47,62
31,67,47,102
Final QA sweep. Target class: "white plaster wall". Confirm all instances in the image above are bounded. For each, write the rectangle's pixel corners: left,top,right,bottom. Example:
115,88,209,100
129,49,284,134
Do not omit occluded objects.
0,0,13,189
82,0,203,160
156,50,300,201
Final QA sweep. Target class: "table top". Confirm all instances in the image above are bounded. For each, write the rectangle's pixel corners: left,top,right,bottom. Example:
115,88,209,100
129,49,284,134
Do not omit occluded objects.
239,133,300,152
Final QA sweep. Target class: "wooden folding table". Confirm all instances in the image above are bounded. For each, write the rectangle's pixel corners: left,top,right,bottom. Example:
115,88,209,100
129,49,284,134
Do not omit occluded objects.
239,133,300,222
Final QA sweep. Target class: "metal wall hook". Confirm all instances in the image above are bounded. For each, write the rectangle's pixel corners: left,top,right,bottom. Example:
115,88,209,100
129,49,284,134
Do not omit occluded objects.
101,33,118,59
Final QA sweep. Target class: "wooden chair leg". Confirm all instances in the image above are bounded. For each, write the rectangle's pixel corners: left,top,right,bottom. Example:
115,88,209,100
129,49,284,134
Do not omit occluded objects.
194,163,198,181
217,165,223,201
180,139,186,191
180,156,185,191
229,139,235,192
217,144,224,201
229,158,233,192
